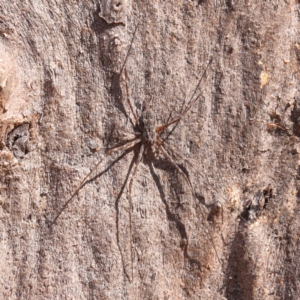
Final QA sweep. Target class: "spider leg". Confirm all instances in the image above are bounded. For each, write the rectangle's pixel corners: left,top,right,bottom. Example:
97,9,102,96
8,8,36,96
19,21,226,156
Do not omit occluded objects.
108,121,136,140
124,69,140,128
117,23,140,129
181,57,213,117
155,58,213,139
156,141,221,263
106,136,141,151
159,138,226,241
156,93,189,134
112,144,140,282
155,117,180,134
119,23,139,77
158,138,228,202
127,143,145,281
51,137,142,226
157,137,227,203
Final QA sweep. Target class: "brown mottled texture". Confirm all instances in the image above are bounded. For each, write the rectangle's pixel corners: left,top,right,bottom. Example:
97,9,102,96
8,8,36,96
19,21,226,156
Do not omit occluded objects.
0,1,300,299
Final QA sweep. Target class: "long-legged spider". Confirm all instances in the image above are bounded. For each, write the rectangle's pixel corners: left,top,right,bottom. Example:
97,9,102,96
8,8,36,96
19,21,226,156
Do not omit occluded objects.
50,25,220,280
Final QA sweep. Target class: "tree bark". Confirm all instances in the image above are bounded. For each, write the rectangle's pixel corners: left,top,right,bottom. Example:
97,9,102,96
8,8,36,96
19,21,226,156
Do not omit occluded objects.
0,1,299,299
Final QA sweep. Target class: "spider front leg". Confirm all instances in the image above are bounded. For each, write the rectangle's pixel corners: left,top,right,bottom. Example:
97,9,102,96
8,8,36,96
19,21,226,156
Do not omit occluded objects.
123,69,140,129
155,117,180,135
156,57,213,141
118,24,140,130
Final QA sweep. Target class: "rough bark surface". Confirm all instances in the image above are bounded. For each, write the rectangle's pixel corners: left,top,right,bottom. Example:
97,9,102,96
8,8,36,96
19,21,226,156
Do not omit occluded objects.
0,1,300,299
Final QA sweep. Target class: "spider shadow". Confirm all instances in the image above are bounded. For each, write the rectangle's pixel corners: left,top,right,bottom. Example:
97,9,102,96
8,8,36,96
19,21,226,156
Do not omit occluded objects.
147,156,203,275
89,5,133,127
84,144,203,279
83,146,137,280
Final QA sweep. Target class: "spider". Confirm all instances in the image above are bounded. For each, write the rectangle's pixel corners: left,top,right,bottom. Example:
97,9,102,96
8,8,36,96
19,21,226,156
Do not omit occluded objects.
50,25,219,280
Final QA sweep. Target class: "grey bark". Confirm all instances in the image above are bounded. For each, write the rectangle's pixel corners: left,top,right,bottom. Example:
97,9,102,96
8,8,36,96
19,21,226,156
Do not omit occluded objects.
0,1,299,299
